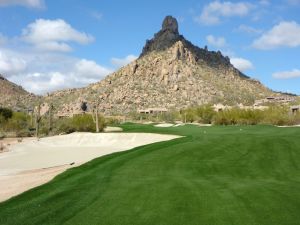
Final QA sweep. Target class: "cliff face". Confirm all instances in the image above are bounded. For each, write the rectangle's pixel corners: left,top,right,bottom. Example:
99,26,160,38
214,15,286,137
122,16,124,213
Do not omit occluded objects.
44,16,274,115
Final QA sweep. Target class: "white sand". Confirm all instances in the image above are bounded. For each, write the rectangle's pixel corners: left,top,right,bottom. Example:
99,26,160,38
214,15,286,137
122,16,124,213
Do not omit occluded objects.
103,126,123,132
0,165,71,202
174,124,185,127
187,123,212,127
0,132,180,175
154,123,212,128
277,125,300,128
0,132,180,202
0,137,36,153
154,123,175,127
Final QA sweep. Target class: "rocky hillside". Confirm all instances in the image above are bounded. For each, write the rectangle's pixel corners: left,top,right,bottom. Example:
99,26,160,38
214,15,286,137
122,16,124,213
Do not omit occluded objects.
45,16,276,115
0,74,37,110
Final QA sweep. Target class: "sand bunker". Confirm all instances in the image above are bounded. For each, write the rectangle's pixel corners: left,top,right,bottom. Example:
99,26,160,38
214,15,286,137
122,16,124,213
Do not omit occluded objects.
277,125,300,128
154,123,212,128
154,123,175,127
103,126,123,132
0,132,180,202
0,137,36,153
0,165,70,203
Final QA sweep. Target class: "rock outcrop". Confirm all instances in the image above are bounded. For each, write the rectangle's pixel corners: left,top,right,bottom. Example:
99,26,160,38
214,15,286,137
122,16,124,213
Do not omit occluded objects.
141,16,182,56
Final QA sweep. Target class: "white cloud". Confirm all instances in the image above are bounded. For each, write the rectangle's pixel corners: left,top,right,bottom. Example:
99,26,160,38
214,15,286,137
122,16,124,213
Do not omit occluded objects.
111,55,137,68
0,50,27,75
22,19,94,52
253,21,300,49
75,59,112,79
273,69,300,79
0,33,7,45
230,57,254,72
34,42,72,52
0,18,113,94
0,48,112,94
236,24,262,34
206,35,226,47
14,72,68,94
0,0,44,8
195,1,254,25
91,11,103,21
7,57,113,94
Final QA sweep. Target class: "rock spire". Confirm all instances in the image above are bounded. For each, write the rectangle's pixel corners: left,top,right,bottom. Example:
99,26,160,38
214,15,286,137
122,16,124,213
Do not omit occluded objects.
140,16,182,56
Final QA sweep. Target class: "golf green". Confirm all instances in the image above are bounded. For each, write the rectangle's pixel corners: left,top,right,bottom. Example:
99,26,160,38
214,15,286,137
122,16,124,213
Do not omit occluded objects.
0,124,300,225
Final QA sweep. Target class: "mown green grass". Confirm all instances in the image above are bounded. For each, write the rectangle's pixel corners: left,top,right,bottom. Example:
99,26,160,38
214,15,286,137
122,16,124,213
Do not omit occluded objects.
0,124,300,225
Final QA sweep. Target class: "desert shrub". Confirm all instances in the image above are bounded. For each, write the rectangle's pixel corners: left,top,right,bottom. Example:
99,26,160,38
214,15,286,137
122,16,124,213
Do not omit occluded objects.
56,119,76,134
163,111,181,122
67,114,95,132
39,125,50,136
0,107,13,121
195,105,216,124
0,111,31,137
181,108,197,123
149,111,181,123
128,111,143,121
16,130,32,137
236,109,264,125
261,106,291,126
55,114,106,134
106,117,121,126
2,112,30,131
213,108,262,125
0,115,5,125
212,106,297,126
180,105,215,124
96,114,106,132
213,109,238,125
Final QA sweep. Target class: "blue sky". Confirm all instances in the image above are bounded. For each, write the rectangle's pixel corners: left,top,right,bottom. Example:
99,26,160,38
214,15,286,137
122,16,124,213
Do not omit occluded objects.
0,0,299,95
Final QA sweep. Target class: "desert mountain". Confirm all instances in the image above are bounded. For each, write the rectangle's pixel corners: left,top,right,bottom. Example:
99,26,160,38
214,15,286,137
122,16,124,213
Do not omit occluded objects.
0,74,37,110
44,16,275,115
1,16,281,115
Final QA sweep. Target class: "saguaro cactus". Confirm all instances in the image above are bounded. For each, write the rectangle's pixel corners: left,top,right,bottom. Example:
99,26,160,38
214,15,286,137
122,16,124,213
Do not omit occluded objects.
92,103,100,133
35,104,42,138
48,103,54,132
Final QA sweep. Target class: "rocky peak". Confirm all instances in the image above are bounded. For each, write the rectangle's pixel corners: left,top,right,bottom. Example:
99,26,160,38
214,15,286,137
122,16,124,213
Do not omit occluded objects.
140,16,183,57
140,16,233,71
162,16,179,34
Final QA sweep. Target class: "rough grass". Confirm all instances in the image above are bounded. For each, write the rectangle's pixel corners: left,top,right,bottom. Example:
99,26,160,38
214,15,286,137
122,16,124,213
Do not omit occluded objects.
0,124,300,225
